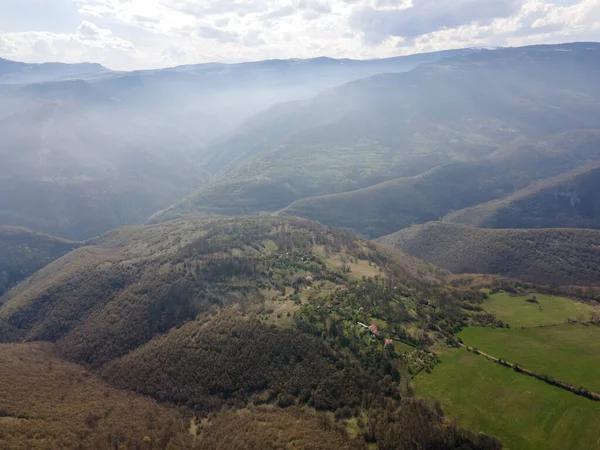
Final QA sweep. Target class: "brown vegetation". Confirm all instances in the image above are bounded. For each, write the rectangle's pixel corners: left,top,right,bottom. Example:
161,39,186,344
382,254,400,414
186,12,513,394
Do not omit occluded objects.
0,342,193,449
380,222,600,286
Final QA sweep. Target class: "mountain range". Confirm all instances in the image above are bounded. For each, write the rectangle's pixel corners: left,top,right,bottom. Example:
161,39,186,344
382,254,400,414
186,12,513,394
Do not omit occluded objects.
0,48,473,240
155,43,600,234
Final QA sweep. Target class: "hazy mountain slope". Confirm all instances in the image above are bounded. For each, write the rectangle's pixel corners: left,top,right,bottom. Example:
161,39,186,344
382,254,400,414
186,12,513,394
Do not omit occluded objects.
0,50,471,239
86,49,472,149
445,162,600,229
0,81,207,239
148,177,301,222
281,131,600,237
153,43,600,223
0,57,110,84
0,227,78,296
379,222,600,285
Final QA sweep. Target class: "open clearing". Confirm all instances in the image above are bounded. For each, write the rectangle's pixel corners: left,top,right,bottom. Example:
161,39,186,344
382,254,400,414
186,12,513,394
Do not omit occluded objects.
483,292,599,327
416,348,600,450
459,324,600,392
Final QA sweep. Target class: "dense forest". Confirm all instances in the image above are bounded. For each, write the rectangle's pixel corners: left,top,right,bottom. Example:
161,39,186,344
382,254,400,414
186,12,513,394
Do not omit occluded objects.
380,222,600,286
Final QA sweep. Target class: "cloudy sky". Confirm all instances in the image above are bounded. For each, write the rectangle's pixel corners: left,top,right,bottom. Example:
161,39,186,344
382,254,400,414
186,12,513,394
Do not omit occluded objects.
0,0,599,70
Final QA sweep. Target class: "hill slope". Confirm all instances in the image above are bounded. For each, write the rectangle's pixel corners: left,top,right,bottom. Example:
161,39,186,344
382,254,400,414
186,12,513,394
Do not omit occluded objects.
0,216,441,360
0,342,195,449
445,162,600,229
0,216,503,449
153,43,600,223
379,222,600,285
281,131,600,237
0,341,367,449
0,227,78,296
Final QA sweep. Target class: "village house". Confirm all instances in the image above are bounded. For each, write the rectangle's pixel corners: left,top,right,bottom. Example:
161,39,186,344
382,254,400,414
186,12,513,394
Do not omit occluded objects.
368,324,382,339
384,339,394,350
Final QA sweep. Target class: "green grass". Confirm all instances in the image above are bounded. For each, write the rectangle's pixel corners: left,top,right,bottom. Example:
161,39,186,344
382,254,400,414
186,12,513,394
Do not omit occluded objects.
416,348,600,450
459,324,600,392
484,292,599,327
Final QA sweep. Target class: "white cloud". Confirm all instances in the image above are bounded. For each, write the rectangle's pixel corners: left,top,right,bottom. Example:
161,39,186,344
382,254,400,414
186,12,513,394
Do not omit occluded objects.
350,0,525,44
0,0,598,69
77,20,113,38
0,33,17,54
0,21,138,69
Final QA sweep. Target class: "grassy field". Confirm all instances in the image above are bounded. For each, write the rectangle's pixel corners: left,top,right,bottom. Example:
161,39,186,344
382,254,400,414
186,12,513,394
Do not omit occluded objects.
483,292,599,327
460,325,600,392
416,348,600,450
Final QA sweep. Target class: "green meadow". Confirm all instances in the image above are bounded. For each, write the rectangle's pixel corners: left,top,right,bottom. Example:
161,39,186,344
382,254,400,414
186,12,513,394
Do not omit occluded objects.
460,324,600,392
483,292,598,327
416,348,600,450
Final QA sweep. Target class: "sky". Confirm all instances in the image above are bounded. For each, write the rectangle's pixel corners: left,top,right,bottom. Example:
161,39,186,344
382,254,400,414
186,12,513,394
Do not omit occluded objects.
0,0,599,70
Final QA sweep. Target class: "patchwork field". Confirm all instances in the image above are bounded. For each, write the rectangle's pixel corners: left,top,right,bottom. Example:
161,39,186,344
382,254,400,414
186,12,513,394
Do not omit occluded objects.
416,348,600,450
482,292,599,327
459,324,600,392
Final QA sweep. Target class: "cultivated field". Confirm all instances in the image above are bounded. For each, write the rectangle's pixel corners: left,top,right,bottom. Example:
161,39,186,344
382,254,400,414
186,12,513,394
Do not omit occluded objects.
460,324,600,392
416,348,600,450
482,292,598,327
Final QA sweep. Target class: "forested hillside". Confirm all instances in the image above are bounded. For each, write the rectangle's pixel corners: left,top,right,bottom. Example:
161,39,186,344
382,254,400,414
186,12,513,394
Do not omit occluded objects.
281,131,600,237
379,222,600,285
0,216,441,359
445,162,600,229
0,227,78,296
154,43,600,225
1,341,374,449
0,216,502,449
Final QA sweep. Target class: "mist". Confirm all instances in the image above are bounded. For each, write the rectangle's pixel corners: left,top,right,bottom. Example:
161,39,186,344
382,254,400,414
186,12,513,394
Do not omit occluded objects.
0,49,469,239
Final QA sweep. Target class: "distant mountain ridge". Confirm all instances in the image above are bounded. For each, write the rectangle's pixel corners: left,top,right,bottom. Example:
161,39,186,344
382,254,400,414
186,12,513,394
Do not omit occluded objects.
0,57,110,84
0,48,479,239
151,42,600,228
